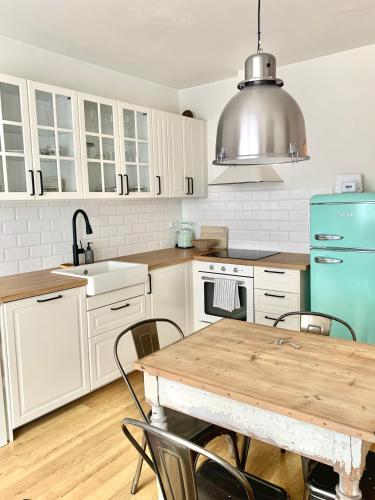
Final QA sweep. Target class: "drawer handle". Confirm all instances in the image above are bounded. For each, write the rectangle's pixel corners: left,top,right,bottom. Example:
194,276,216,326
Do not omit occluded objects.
37,294,63,303
264,270,285,274
314,234,343,241
111,303,130,311
314,257,343,264
265,315,285,322
264,293,286,299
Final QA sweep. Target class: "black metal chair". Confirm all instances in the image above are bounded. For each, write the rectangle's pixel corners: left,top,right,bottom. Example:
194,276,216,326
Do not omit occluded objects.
114,318,243,495
123,417,289,500
272,311,357,496
272,311,356,341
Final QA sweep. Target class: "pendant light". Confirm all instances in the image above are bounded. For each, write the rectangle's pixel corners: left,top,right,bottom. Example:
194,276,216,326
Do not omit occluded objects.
213,0,309,166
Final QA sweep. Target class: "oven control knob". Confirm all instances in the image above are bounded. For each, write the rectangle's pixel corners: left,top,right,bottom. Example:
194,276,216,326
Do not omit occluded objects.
209,265,214,270
221,266,226,271
233,267,238,273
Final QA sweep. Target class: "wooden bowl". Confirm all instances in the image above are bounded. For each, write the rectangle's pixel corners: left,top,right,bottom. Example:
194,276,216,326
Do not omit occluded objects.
192,239,217,251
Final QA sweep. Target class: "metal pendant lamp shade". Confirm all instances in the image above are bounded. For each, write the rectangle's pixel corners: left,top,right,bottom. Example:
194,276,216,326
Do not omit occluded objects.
213,48,309,166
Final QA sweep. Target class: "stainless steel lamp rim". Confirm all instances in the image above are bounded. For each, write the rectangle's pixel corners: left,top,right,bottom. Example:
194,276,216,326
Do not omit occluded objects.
213,152,310,166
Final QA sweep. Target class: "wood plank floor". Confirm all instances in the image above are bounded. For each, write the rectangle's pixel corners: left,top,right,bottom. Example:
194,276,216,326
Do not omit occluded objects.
0,372,305,499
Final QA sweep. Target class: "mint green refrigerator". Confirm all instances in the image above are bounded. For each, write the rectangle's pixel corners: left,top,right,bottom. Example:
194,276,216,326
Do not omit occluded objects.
310,192,375,344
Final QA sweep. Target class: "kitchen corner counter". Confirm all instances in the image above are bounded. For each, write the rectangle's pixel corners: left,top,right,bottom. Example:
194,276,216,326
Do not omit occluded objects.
194,252,310,271
0,248,309,303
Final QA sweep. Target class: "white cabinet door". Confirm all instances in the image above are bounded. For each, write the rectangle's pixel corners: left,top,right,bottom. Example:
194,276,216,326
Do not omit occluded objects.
79,93,122,198
167,113,187,198
152,110,169,197
148,263,192,348
184,117,207,198
0,74,33,200
27,81,83,199
89,327,138,390
118,102,154,198
3,287,90,428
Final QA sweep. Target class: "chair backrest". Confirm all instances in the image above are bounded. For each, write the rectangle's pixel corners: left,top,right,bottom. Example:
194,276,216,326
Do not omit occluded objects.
273,311,356,341
114,318,184,422
122,417,254,500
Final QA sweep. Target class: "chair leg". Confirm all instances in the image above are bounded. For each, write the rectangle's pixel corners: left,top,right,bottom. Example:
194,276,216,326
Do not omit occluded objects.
131,435,146,494
226,432,241,469
240,436,251,470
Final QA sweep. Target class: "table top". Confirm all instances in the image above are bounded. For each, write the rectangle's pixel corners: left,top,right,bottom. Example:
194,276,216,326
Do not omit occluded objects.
134,319,375,443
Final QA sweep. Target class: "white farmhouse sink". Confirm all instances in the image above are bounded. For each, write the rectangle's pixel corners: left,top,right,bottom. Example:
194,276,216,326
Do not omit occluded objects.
52,261,148,296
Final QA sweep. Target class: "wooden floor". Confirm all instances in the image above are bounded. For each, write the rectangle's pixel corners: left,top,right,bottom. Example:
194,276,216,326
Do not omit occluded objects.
0,372,305,499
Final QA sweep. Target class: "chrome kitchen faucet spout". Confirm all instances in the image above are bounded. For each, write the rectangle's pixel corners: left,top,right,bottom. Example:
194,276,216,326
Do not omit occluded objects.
72,209,93,266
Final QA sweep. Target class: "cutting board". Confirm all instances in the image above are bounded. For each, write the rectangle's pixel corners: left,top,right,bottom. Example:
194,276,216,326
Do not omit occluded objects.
200,226,228,249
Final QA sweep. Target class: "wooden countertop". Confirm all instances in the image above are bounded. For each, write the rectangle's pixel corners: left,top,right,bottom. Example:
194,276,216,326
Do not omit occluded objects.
194,252,309,270
135,318,375,443
0,248,309,303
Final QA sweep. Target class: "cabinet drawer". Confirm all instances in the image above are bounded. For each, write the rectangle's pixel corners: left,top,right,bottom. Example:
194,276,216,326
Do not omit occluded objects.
89,329,138,390
254,311,300,331
254,288,299,315
254,267,300,293
88,295,146,338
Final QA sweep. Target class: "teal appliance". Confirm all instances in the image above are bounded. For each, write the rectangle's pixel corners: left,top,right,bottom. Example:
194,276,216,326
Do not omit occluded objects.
310,192,375,344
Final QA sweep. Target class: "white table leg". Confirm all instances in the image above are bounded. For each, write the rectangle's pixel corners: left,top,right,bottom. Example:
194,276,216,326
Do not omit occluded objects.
335,477,362,500
150,403,168,500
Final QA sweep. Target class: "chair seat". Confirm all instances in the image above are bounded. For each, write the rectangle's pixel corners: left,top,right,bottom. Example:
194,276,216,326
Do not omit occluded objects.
147,408,223,443
307,451,375,500
196,459,289,500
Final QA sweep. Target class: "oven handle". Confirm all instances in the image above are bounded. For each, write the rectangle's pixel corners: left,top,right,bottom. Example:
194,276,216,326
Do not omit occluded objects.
201,276,245,286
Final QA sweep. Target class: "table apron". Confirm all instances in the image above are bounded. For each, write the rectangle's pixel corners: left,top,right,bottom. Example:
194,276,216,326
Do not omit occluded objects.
144,373,368,479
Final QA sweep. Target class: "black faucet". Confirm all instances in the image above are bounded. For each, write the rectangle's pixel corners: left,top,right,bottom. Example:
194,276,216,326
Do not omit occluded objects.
72,209,93,266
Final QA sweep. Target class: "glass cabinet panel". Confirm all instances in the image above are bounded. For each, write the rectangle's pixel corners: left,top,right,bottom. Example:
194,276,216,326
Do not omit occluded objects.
29,82,81,197
0,78,30,197
82,97,119,196
121,106,151,195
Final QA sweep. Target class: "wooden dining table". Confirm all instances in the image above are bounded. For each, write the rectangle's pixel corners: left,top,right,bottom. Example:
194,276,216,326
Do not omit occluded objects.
134,318,375,500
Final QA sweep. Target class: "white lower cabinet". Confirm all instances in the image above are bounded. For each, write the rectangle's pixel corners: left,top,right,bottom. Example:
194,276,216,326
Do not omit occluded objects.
3,287,89,428
147,262,192,347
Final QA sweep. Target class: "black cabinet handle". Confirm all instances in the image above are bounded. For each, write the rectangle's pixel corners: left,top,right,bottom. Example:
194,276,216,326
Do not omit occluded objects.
147,273,152,294
264,269,285,274
264,292,286,299
190,177,194,195
156,175,161,195
265,315,285,322
29,170,35,196
37,294,63,303
123,174,129,195
185,177,190,195
37,170,44,196
118,174,124,195
111,303,130,311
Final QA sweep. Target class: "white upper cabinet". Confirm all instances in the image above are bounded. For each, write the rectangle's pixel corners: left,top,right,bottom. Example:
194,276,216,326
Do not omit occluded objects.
78,93,121,198
184,117,207,198
167,112,187,197
28,81,83,198
118,102,154,198
0,74,33,199
152,110,169,197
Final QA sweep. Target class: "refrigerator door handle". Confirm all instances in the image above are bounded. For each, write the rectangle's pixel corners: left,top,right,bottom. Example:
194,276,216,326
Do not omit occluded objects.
314,256,343,264
314,234,343,241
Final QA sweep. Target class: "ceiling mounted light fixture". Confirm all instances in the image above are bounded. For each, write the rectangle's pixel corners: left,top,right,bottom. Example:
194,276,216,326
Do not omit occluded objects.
213,0,309,166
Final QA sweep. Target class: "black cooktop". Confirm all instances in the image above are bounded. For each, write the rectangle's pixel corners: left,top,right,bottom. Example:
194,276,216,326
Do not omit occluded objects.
209,249,279,260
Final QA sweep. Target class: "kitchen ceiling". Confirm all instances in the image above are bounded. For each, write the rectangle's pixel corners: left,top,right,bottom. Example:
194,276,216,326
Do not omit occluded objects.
0,0,374,89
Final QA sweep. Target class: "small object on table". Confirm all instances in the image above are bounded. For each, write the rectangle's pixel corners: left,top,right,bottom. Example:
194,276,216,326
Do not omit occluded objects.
271,337,301,349
59,263,74,268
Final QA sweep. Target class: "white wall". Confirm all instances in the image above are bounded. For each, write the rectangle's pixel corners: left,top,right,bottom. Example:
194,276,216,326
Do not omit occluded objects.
0,35,179,112
179,44,375,191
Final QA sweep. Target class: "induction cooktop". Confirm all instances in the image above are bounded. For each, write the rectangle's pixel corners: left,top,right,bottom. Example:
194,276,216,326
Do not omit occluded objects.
209,249,279,260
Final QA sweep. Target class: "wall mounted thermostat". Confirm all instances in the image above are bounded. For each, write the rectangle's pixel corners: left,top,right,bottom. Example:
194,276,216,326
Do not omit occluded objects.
335,174,363,193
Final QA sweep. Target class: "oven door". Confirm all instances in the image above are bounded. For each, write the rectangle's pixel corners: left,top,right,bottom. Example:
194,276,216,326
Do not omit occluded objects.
197,273,254,324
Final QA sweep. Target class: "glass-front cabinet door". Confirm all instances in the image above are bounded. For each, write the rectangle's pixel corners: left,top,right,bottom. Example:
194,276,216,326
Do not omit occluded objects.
118,102,153,197
0,74,33,199
28,81,82,198
79,94,121,198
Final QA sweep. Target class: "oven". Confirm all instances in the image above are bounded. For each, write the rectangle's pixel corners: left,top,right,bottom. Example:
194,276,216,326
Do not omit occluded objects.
194,261,254,325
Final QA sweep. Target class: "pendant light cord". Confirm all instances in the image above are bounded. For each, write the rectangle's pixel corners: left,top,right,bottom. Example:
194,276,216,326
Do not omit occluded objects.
257,0,262,53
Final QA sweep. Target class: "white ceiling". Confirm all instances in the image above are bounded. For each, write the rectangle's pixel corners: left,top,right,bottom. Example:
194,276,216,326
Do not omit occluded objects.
0,0,375,89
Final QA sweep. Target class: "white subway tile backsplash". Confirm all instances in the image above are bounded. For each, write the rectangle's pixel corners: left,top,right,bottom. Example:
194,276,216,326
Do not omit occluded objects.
3,220,28,234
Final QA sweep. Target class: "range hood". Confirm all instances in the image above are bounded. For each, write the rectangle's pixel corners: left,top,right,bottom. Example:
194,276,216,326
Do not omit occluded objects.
209,165,282,185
